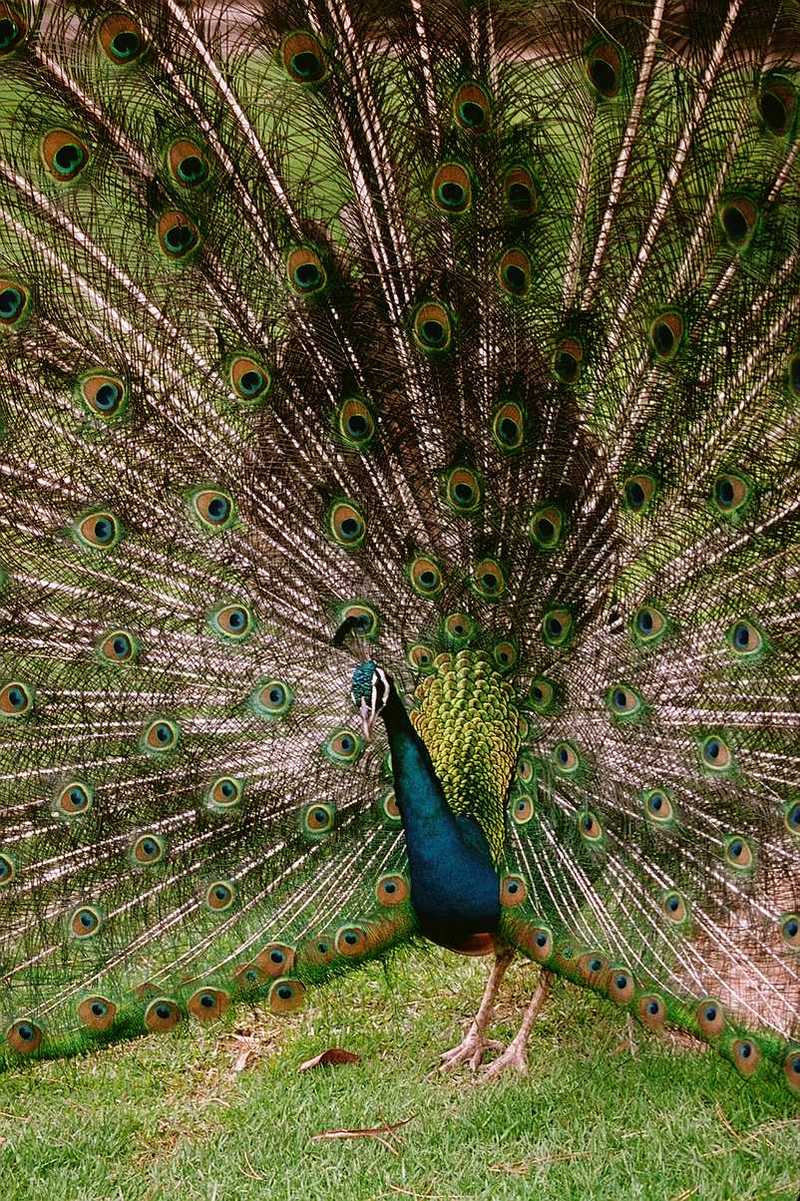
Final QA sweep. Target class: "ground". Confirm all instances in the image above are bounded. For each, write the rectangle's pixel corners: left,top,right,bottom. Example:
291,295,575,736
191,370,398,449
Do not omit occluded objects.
1,948,798,1201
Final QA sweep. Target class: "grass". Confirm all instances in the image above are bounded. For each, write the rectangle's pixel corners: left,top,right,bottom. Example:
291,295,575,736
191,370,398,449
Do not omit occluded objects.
1,948,798,1201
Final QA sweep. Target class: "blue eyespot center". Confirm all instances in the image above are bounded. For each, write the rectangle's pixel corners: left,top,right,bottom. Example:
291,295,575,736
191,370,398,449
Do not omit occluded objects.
95,383,119,410
208,497,229,521
110,29,140,59
716,478,735,506
459,101,484,127
0,286,23,318
627,481,645,508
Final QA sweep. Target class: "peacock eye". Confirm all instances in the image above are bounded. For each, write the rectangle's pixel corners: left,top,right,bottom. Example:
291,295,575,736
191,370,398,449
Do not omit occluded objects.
206,880,236,911
712,471,752,516
498,248,531,297
0,6,27,56
208,602,255,642
97,13,144,63
69,904,103,939
649,311,684,361
638,995,666,1030
732,1038,762,1078
408,555,444,598
585,40,622,98
187,487,236,533
552,740,580,775
500,874,527,906
719,197,758,249
516,754,535,786
268,977,306,1013
407,642,435,672
491,639,518,672
503,163,538,217
7,1019,43,1054
158,210,201,260
144,998,181,1032
578,810,603,844
631,603,668,646
226,354,272,405
661,890,689,924
0,680,34,718
335,925,368,957
77,372,128,419
606,683,644,720
206,775,243,814
281,30,327,83
528,676,557,714
781,912,800,947
188,987,230,1023
251,678,293,719
492,401,526,452
53,780,93,818
607,969,635,1004
784,801,800,837
41,128,89,181
758,76,796,135
725,618,764,657
622,471,658,513
376,873,409,906
541,607,573,647
783,1048,800,1095
0,278,31,329
642,787,675,827
443,612,476,644
412,301,453,354
699,733,734,773
98,628,137,664
142,718,180,754
529,505,564,550
696,998,725,1037
0,850,17,885
452,81,491,131
471,557,506,601
286,246,327,295
327,499,367,549
723,833,755,872
552,337,583,384
431,163,472,214
131,832,167,866
73,508,124,550
252,943,297,979
77,995,117,1030
336,397,376,449
167,139,209,188
512,793,535,825
337,601,379,641
530,927,552,962
323,729,362,766
376,789,401,825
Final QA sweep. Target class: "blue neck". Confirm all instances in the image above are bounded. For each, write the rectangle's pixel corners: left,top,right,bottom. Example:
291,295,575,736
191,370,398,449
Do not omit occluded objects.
380,686,501,949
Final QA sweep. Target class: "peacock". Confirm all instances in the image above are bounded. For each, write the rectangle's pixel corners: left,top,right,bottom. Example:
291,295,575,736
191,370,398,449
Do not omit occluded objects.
0,0,799,1095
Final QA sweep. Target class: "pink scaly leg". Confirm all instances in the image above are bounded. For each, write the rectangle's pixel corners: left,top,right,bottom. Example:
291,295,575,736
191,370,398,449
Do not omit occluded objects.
439,949,515,1072
481,968,554,1080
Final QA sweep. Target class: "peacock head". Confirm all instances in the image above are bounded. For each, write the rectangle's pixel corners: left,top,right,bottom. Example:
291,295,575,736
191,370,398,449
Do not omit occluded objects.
351,660,391,740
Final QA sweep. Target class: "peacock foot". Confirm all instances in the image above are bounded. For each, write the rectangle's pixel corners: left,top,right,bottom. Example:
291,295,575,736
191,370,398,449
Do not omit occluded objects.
480,1035,530,1080
439,1027,505,1072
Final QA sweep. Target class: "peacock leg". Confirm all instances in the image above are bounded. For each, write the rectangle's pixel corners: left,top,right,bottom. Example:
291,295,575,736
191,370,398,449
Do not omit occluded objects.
481,968,554,1080
439,948,515,1072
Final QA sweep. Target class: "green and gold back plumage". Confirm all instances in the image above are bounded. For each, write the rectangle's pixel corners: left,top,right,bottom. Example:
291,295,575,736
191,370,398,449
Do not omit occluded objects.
0,0,799,1093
